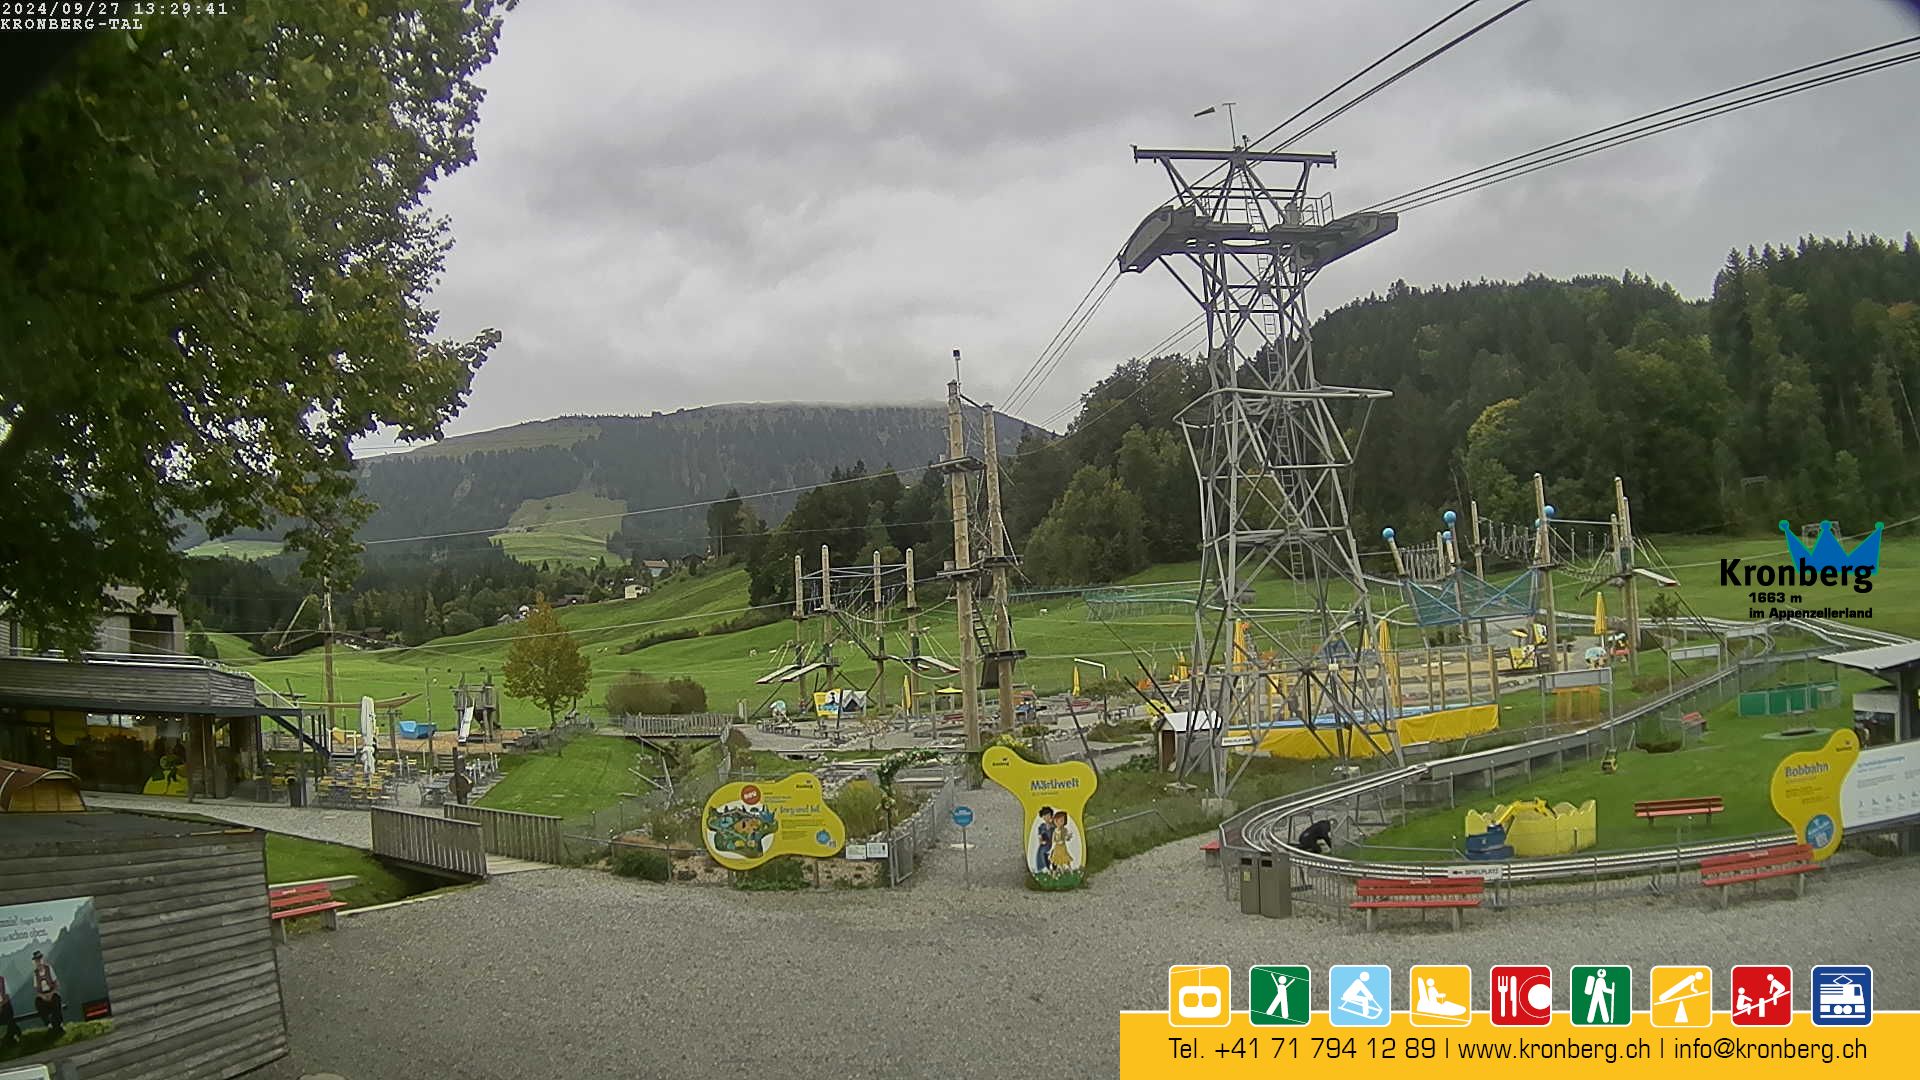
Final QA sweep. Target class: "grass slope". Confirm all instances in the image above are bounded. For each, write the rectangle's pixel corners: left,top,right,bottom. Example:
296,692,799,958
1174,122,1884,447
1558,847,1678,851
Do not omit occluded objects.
493,490,626,567
479,734,655,820
186,538,284,560
263,833,439,907
227,533,1919,728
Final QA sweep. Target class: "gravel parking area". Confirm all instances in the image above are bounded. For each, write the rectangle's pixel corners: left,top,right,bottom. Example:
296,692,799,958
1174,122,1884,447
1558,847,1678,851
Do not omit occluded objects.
257,787,1920,1080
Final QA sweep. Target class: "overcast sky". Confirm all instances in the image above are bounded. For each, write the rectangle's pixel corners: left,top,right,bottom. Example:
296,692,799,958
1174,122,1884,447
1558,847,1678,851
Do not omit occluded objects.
391,0,1920,447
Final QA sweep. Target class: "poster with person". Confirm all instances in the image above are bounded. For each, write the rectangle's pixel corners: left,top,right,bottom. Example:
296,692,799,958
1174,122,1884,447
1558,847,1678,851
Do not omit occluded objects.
0,896,113,1062
982,745,1098,890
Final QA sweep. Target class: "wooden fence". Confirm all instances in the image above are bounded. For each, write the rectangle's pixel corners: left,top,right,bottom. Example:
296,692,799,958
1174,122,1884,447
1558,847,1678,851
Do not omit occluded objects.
444,804,565,864
620,713,731,738
371,807,488,879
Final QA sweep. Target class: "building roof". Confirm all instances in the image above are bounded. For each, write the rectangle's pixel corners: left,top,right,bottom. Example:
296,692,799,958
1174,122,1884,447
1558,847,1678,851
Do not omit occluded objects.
1153,710,1220,733
1823,641,1920,675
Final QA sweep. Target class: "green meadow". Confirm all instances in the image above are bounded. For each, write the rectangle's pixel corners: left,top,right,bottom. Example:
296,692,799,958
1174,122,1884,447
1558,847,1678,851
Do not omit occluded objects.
216,533,1919,729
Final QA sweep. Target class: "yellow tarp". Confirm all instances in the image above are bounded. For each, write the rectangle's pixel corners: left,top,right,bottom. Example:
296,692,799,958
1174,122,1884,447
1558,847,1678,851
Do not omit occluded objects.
1246,702,1498,760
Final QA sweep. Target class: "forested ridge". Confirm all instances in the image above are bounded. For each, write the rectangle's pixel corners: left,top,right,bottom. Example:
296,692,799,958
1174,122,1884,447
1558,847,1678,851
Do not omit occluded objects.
191,232,1920,647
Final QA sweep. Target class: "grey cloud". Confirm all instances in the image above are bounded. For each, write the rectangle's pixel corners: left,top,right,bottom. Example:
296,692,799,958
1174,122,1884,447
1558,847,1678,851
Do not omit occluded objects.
412,0,1920,440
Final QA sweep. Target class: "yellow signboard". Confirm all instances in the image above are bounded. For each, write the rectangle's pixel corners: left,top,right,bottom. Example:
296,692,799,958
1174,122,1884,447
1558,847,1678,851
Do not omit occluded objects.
1768,728,1859,860
982,745,1097,889
701,772,847,870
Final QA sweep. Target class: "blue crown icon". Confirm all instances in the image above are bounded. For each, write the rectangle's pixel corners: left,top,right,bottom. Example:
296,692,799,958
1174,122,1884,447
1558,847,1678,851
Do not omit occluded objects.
1779,519,1884,572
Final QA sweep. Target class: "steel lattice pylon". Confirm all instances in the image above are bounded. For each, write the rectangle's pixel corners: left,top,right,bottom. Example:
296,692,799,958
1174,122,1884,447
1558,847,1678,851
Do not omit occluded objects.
1118,145,1400,797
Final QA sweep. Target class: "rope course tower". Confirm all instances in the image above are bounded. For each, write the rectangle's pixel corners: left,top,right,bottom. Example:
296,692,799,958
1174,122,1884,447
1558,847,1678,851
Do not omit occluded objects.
1116,144,1399,798
932,352,1025,753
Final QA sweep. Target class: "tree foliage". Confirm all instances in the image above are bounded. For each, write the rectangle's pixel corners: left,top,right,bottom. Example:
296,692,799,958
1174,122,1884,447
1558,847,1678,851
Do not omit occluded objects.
603,670,708,716
502,598,591,727
0,4,511,651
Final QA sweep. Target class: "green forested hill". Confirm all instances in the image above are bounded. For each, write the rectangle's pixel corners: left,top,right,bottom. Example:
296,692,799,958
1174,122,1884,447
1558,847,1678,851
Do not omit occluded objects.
998,234,1920,587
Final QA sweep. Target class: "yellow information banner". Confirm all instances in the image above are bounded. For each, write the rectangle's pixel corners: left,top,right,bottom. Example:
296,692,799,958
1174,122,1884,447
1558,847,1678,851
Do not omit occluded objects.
701,772,846,870
1768,729,1859,859
982,745,1096,889
1120,1010,1908,1078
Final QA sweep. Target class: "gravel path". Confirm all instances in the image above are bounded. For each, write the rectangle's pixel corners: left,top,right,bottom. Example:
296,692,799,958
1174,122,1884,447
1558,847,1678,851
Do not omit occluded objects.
85,792,375,848
255,789,1920,1080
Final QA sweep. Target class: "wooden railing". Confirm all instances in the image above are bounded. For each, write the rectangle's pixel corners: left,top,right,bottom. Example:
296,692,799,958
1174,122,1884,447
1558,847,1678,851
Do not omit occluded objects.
371,807,488,879
620,713,731,737
444,804,565,864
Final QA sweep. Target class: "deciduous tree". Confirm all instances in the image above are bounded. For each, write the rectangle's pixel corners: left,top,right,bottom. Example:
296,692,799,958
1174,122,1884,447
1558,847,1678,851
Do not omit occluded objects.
503,599,591,728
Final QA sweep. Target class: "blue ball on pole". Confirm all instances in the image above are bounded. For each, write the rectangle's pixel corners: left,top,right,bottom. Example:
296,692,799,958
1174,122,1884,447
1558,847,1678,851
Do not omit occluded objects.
1544,504,1557,519
1443,509,1457,526
1382,527,1396,541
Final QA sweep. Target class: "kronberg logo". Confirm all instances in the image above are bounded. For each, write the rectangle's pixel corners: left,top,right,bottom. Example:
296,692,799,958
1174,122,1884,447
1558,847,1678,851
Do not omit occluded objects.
1720,520,1882,621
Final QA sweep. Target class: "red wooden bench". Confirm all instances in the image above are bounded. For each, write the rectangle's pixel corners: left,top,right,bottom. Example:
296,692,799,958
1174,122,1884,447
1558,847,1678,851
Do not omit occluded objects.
269,882,350,942
1199,838,1221,866
1351,876,1484,931
1634,796,1723,825
1699,843,1819,907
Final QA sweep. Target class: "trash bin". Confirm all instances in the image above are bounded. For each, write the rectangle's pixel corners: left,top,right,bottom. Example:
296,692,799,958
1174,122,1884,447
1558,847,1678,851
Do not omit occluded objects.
287,777,306,807
1237,855,1261,915
1258,851,1292,919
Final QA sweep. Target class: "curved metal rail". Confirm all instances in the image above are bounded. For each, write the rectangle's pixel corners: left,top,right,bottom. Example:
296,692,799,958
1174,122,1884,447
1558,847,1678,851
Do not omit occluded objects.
1221,642,1854,892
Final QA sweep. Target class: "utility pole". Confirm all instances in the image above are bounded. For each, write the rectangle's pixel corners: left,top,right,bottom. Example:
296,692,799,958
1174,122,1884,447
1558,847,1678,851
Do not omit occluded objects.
1533,473,1557,674
872,549,886,714
322,586,337,730
904,547,920,717
937,353,984,754
1615,476,1639,678
982,403,1022,734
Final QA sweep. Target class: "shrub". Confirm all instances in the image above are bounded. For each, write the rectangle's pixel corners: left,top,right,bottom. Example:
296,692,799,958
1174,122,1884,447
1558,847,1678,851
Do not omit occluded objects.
829,779,887,838
733,858,809,891
604,671,710,715
642,806,696,847
611,846,670,882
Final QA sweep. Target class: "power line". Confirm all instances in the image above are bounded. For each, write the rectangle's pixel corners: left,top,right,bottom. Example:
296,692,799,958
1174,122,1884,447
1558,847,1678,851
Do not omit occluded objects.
1003,263,1120,412
1369,35,1920,214
1270,0,1536,150
1004,271,1122,417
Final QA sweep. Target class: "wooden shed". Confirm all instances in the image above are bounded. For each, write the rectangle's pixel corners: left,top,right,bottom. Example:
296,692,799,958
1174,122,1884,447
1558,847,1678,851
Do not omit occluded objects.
0,812,289,1078
0,758,87,812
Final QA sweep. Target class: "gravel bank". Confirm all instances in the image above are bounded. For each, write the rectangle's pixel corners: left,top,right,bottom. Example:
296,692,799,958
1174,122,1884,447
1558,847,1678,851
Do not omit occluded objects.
256,788,1920,1079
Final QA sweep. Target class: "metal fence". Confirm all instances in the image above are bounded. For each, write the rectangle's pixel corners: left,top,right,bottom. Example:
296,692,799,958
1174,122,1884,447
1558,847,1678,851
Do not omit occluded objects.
444,803,566,864
884,776,958,886
1219,648,1847,910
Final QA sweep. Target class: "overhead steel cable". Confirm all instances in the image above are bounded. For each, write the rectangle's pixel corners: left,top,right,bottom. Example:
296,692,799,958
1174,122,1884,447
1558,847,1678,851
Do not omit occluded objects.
1368,35,1920,214
1269,0,1537,151
1004,262,1119,411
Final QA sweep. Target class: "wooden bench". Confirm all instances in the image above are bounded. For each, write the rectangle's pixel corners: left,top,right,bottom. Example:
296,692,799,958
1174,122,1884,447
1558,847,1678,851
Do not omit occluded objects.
1351,876,1484,931
1199,838,1221,867
1699,843,1818,907
269,882,350,942
1634,796,1723,825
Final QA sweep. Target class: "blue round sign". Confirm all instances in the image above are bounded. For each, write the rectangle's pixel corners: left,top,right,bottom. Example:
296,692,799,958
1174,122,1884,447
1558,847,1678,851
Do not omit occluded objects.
1805,813,1835,850
952,805,974,827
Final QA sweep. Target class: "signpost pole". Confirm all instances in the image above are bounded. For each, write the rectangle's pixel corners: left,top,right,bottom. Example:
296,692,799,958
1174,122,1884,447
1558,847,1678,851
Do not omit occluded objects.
962,823,970,887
